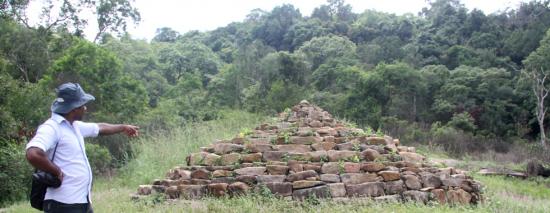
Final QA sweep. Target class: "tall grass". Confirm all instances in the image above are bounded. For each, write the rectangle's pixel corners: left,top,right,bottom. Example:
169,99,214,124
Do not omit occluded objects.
5,110,550,212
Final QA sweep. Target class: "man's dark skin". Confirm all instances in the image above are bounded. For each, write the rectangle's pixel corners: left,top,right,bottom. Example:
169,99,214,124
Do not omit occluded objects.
26,105,139,182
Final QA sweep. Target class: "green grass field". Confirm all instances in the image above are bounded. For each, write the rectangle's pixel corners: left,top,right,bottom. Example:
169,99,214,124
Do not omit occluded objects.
6,110,550,212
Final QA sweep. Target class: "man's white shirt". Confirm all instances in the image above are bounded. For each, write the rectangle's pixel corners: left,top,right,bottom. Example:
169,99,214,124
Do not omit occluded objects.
26,113,98,204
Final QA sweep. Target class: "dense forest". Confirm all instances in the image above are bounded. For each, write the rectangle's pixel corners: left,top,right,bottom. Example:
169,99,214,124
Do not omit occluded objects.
2,0,550,206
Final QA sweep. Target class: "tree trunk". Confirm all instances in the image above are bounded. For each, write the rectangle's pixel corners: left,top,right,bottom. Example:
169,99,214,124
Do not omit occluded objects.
532,69,548,147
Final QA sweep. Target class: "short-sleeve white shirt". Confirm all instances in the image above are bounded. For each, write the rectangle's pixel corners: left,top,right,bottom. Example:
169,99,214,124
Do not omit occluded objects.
26,113,99,204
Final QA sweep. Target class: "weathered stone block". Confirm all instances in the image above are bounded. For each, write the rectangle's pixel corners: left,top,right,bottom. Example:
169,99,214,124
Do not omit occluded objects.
191,169,210,179
263,151,287,162
190,179,211,185
403,175,422,190
256,175,286,183
346,182,385,197
343,162,361,173
245,143,273,153
264,182,293,197
403,190,429,204
187,152,208,166
204,153,222,166
431,188,447,204
241,153,263,163
361,149,381,161
303,163,322,173
288,161,304,173
178,185,206,199
208,183,228,197
323,136,335,143
316,127,338,136
366,137,386,145
292,185,331,201
212,170,233,178
276,144,312,153
399,152,425,163
379,171,401,181
362,162,385,172
336,142,360,151
311,142,336,151
292,180,324,189
441,176,465,187
421,173,442,188
307,151,328,162
385,180,405,195
340,173,379,184
266,165,289,175
165,186,179,199
328,183,346,197
286,170,319,182
447,188,472,204
213,143,244,155
234,167,266,176
221,153,241,165
137,185,152,195
236,175,257,185
290,136,323,145
327,150,359,162
320,174,341,183
228,182,250,196
321,162,340,174
211,177,236,184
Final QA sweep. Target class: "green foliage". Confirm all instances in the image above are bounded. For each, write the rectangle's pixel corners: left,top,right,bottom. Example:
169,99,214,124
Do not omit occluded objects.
447,112,476,133
86,143,113,175
0,141,32,208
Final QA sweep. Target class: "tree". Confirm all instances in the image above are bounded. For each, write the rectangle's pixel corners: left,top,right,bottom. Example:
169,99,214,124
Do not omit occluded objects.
153,27,180,42
1,0,140,41
523,29,550,146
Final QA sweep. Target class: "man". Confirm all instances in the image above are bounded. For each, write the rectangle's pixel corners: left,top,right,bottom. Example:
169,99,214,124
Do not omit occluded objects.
26,82,139,212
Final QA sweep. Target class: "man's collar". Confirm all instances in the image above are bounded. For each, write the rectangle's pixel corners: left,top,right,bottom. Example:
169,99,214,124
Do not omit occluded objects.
50,113,67,124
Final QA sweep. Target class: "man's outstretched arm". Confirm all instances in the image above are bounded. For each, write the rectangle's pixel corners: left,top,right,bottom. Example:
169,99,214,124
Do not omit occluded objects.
98,123,139,137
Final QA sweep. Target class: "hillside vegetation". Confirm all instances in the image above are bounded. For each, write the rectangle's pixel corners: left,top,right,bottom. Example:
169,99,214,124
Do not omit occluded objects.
3,0,550,207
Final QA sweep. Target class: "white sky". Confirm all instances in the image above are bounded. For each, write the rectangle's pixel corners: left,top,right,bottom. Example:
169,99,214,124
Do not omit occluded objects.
29,0,529,41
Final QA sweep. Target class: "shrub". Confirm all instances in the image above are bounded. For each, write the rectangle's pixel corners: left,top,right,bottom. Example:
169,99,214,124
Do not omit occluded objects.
0,141,32,207
85,143,113,175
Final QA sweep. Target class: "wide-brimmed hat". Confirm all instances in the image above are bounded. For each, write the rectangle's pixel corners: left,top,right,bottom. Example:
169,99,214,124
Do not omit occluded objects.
51,83,95,114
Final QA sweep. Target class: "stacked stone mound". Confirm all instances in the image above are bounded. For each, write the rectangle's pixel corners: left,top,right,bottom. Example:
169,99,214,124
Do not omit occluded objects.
134,100,482,204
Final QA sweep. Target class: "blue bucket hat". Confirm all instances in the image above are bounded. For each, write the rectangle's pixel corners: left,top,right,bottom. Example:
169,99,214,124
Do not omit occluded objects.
51,83,95,114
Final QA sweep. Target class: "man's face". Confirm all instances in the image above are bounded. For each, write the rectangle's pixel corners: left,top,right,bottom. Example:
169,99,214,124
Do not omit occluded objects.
74,105,87,120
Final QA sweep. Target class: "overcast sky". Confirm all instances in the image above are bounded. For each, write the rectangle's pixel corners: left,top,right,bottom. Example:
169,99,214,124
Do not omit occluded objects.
29,0,529,41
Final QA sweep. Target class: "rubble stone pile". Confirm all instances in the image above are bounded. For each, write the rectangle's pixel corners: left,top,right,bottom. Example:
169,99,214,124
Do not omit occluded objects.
134,100,482,204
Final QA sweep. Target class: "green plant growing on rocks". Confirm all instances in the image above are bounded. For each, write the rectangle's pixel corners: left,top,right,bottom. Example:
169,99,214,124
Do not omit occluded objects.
319,155,328,163
365,126,374,136
376,128,384,137
338,160,345,174
270,137,277,145
349,155,361,163
214,157,224,166
352,143,361,152
389,152,401,162
282,153,291,162
239,128,254,138
253,161,263,167
231,162,241,170
256,184,274,198
305,194,321,205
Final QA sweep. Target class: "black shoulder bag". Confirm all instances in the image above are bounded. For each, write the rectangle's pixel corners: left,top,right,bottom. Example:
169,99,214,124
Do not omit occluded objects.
29,142,62,210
